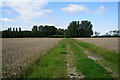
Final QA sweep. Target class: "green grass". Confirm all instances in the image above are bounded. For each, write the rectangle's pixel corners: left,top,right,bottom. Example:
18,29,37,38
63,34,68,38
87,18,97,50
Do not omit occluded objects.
74,39,119,78
68,39,113,78
77,58,112,78
22,39,68,78
75,40,120,65
21,38,116,78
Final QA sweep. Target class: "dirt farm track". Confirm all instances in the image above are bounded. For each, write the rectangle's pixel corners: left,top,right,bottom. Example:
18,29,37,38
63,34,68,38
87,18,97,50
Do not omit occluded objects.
1,38,119,78
75,38,119,53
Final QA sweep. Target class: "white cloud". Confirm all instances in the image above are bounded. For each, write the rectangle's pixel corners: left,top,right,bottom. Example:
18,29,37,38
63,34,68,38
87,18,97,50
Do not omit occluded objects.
3,1,53,20
62,4,106,14
0,2,2,7
93,5,106,14
42,9,54,13
1,18,13,22
62,4,89,14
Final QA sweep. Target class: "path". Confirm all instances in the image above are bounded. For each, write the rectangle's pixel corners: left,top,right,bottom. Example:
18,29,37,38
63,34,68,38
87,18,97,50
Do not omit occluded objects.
65,40,84,79
20,38,116,78
74,39,118,78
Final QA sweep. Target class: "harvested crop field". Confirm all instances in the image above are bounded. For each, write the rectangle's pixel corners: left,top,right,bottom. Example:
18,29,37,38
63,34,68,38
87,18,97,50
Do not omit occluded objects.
2,38,63,78
23,38,119,79
75,38,119,53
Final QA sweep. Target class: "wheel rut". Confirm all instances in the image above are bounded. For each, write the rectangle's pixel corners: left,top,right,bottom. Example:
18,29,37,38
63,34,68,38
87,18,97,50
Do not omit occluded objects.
65,43,84,79
75,41,118,78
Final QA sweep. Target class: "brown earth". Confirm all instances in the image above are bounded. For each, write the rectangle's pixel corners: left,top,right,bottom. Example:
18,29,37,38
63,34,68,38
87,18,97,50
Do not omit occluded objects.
2,38,63,78
75,38,119,53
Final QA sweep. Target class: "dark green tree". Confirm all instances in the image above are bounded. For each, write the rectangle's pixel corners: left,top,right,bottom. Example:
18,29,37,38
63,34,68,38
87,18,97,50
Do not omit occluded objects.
67,20,93,37
38,25,44,37
18,27,22,37
32,25,38,37
79,21,93,37
43,25,57,36
7,28,11,37
56,28,64,35
68,21,79,37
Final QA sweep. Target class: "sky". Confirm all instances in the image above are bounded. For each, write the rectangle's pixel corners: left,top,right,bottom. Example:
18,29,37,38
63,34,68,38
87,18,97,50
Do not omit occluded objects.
0,1,119,35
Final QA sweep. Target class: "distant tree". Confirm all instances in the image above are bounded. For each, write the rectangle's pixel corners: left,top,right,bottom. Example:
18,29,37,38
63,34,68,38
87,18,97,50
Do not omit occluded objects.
79,21,93,37
67,20,93,37
105,32,111,36
95,31,100,36
18,27,22,37
103,30,120,37
9,27,12,31
7,28,12,37
56,28,64,35
50,26,57,35
38,25,44,37
38,25,43,32
32,25,38,37
64,29,68,38
112,30,120,36
19,27,21,32
117,30,120,36
109,31,113,35
13,27,15,32
43,25,57,36
67,21,78,37
2,20,94,38
16,28,18,32
23,31,31,37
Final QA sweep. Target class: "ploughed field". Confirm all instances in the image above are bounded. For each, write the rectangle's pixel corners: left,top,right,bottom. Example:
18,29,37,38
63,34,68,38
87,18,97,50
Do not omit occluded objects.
75,38,119,53
2,38,62,78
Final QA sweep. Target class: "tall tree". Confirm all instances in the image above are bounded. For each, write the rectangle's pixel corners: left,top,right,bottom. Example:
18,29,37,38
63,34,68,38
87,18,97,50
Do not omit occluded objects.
68,21,78,37
32,25,38,37
18,27,22,37
43,25,57,36
38,25,44,37
79,20,93,37
67,20,93,37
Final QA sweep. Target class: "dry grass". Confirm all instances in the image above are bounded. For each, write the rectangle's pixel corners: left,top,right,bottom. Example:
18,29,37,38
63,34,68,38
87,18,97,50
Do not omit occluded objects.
75,38,119,53
2,38,63,78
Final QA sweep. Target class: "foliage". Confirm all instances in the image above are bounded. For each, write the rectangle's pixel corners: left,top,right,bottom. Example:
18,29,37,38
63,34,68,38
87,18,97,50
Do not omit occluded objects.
67,20,93,37
2,25,58,38
2,20,93,38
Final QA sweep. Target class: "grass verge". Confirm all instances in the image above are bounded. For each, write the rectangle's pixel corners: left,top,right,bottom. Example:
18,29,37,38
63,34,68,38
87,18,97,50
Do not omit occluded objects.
75,40,120,66
74,39,119,78
68,39,113,78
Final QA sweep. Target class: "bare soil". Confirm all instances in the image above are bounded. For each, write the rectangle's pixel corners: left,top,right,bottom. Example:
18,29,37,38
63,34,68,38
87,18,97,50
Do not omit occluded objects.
2,38,63,78
75,38,119,53
66,44,84,79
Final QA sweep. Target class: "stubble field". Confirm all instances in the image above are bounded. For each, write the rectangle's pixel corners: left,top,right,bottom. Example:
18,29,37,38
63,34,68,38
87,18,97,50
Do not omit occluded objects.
2,38,63,78
75,38,119,52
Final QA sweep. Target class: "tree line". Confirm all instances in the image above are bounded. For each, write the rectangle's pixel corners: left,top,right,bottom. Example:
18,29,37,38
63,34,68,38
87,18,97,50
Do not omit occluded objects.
94,30,120,37
2,25,65,38
67,21,93,37
2,20,95,38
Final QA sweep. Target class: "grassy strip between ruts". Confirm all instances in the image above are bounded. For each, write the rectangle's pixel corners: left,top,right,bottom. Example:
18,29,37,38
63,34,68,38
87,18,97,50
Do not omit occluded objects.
75,39,120,66
74,39,119,78
68,39,113,78
22,39,68,78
